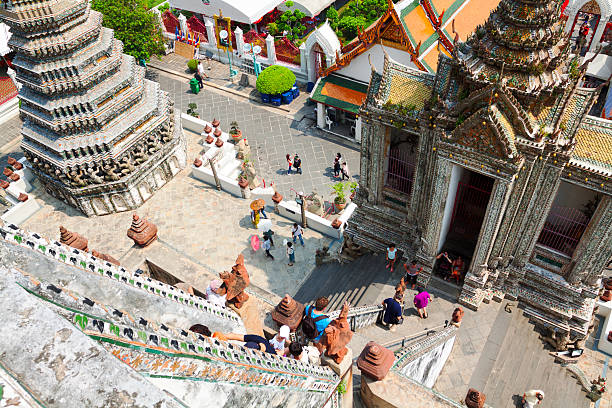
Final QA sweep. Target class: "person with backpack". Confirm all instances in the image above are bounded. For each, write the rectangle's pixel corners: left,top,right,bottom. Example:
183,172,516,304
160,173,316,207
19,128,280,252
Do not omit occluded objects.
293,154,302,174
302,296,332,342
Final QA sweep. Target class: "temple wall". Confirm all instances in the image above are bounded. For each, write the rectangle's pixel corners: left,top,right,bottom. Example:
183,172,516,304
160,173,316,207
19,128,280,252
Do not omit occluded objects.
337,45,416,84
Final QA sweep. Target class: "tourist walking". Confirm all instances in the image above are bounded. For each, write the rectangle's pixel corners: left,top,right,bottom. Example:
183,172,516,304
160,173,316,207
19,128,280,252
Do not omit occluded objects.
381,292,404,332
286,154,292,175
340,162,350,180
263,229,274,246
302,297,332,342
293,154,302,174
522,390,545,408
333,153,342,178
197,60,209,80
413,289,431,319
403,259,422,289
292,222,305,246
194,70,204,89
262,236,274,260
287,241,295,266
386,244,397,272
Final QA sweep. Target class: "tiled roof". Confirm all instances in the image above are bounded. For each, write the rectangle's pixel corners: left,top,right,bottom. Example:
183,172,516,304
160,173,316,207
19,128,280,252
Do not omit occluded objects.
571,117,612,176
395,0,501,72
310,74,368,114
0,76,17,106
372,54,435,112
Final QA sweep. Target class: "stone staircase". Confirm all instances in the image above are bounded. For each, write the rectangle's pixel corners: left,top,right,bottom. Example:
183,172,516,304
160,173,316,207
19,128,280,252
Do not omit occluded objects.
0,224,342,408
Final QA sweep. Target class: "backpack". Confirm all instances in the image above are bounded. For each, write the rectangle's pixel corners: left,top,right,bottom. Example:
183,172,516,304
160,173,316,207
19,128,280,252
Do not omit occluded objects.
301,306,327,340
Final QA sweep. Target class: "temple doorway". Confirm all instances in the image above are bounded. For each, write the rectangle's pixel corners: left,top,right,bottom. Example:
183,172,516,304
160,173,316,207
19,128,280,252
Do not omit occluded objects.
434,165,495,285
569,0,601,55
383,127,418,201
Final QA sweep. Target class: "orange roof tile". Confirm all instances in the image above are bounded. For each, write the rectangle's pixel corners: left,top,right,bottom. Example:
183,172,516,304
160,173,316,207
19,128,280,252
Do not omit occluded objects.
450,0,500,41
403,6,436,45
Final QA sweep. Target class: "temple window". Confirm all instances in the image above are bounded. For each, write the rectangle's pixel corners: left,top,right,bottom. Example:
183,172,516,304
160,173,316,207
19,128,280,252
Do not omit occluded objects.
536,181,601,258
383,127,417,200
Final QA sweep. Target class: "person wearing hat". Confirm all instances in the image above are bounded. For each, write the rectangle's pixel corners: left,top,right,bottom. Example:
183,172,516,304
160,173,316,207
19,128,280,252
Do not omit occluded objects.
222,333,276,354
206,279,227,308
292,154,302,174
269,325,291,355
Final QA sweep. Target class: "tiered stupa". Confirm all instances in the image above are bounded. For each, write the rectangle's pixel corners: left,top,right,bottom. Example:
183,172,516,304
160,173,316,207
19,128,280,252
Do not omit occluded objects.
0,0,186,216
454,0,571,108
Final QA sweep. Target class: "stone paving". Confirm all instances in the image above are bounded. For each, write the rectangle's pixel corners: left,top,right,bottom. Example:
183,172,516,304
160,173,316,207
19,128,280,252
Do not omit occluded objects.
148,68,361,200
19,127,332,299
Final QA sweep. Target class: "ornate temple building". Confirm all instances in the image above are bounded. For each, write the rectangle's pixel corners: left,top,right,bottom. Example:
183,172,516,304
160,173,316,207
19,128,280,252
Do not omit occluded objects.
0,0,186,216
348,0,612,346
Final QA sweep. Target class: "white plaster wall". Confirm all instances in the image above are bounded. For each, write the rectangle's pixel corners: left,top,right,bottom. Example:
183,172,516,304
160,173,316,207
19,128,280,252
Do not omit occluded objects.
398,335,456,388
437,164,463,253
337,45,415,84
553,180,601,210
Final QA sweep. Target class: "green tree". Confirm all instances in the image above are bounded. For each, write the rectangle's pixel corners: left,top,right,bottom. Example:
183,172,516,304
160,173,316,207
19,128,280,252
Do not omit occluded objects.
326,7,339,29
338,16,366,39
276,1,306,41
92,0,165,62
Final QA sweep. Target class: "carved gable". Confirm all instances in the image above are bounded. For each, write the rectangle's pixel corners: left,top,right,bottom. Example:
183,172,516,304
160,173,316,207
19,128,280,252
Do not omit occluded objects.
449,107,518,161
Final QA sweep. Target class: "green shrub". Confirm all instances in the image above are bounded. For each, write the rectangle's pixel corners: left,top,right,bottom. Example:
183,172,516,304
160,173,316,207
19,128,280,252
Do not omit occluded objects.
187,59,198,72
158,2,169,12
338,16,366,39
256,65,296,95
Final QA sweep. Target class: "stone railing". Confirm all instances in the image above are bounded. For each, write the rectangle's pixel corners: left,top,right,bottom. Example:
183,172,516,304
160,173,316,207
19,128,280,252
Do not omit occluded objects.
328,303,384,332
0,223,242,325
392,325,457,370
17,271,340,407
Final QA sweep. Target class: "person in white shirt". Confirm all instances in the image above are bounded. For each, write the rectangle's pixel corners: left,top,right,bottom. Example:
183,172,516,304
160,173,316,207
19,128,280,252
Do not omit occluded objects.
292,222,304,246
522,390,544,408
262,236,274,259
287,242,295,266
288,341,320,365
269,325,290,355
197,60,208,80
205,279,227,307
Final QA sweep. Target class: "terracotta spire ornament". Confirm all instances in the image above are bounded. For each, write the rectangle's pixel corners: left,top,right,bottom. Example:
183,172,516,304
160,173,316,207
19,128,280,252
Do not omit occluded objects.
271,294,305,331
356,342,395,380
127,214,158,247
59,226,89,251
219,254,250,308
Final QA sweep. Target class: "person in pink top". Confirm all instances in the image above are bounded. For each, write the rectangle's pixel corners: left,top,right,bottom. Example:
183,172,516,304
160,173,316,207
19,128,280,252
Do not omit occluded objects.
413,289,431,319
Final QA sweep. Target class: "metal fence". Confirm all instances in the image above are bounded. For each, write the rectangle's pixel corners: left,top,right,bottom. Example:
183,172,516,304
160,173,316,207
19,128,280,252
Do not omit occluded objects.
384,147,416,197
537,206,589,256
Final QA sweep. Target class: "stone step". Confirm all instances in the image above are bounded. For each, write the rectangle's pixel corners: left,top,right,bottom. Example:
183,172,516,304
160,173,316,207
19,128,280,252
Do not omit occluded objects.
0,228,245,334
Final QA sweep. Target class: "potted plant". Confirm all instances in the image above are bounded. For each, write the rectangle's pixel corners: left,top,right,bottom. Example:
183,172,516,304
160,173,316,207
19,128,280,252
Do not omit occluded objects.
348,181,358,200
331,181,347,211
256,65,296,105
187,103,199,118
229,121,242,142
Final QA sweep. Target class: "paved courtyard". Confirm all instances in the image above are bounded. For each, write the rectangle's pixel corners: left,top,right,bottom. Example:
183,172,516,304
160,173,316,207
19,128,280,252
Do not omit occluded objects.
147,60,361,201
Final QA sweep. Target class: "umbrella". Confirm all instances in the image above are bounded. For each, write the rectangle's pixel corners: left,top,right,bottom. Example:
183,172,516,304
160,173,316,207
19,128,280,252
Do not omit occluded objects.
258,218,272,232
250,200,263,211
251,235,260,251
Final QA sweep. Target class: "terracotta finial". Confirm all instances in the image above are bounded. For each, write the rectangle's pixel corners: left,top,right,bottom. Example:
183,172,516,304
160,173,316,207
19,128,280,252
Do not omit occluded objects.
601,290,611,302
213,127,222,137
194,158,203,167
219,254,250,308
331,219,342,229
7,157,23,170
3,168,13,177
91,250,120,265
316,301,354,363
215,137,224,147
9,173,20,181
127,214,158,247
205,134,214,144
465,389,486,408
17,193,28,202
59,225,89,251
271,294,305,331
0,180,9,189
212,118,220,128
204,124,212,134
356,342,395,380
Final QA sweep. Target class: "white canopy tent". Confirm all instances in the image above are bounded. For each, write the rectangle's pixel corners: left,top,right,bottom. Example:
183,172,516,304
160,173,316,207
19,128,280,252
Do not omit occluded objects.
585,51,612,80
169,0,285,24
277,0,335,17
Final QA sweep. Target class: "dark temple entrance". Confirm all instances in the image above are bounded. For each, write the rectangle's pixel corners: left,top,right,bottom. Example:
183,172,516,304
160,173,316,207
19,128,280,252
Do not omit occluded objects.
434,166,495,284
